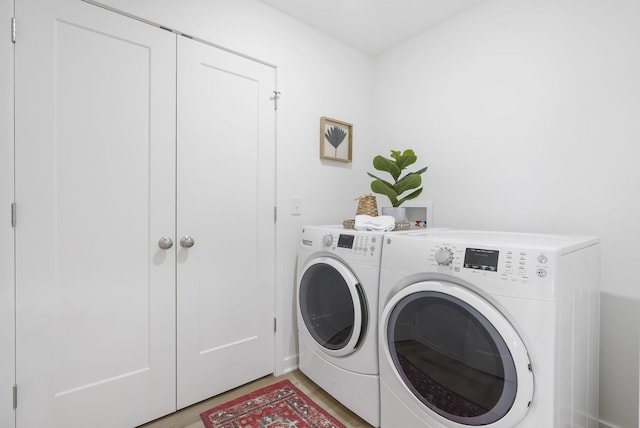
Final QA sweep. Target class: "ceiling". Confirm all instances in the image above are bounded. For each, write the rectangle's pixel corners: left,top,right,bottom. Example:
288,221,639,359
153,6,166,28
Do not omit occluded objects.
256,0,486,56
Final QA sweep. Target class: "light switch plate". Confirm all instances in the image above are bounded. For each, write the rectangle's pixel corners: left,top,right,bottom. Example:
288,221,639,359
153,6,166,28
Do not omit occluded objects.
291,197,302,215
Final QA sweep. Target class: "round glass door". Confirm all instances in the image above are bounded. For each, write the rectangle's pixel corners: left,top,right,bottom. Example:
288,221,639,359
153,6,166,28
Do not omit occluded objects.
383,282,533,426
298,258,366,356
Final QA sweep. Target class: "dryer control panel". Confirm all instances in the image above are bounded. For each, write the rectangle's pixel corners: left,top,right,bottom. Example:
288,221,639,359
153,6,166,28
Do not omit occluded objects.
300,226,384,263
323,232,381,258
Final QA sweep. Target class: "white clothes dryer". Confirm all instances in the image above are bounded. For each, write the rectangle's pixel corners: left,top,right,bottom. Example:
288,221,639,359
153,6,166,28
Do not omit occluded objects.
297,225,384,427
378,229,600,428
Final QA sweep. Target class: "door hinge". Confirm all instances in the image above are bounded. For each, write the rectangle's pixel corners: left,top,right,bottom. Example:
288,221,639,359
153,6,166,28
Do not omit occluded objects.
273,206,277,223
11,203,16,227
270,90,281,111
273,318,277,333
11,17,16,43
12,384,17,409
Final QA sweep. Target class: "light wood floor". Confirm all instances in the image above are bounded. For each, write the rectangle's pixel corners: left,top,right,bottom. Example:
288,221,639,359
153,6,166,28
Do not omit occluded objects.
138,370,374,428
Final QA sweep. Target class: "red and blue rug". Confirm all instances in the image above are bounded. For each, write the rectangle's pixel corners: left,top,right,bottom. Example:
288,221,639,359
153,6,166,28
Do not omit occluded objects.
200,379,346,428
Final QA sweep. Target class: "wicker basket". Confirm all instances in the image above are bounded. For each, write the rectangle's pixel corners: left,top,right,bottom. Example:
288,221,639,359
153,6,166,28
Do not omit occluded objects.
343,219,356,229
355,194,378,217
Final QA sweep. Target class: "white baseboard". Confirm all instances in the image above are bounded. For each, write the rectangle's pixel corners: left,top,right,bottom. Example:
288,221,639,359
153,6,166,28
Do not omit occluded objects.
278,354,298,376
281,365,299,375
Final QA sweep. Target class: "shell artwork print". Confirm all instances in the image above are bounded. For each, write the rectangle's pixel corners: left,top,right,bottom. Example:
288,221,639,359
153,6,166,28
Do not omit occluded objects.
325,126,347,157
320,117,352,162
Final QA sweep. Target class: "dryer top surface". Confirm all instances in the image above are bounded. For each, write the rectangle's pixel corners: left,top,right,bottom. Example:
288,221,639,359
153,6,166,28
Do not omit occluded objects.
302,224,387,237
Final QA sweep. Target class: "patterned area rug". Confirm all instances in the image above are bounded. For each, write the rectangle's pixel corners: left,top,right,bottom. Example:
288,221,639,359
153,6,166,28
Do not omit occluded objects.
200,379,346,428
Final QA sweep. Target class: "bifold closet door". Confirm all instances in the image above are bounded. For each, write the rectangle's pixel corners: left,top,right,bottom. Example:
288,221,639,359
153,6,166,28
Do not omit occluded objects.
14,1,177,427
176,37,276,408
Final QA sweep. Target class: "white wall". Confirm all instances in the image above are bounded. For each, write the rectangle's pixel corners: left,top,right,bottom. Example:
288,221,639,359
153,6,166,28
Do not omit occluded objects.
6,0,639,426
374,0,640,426
88,0,376,375
0,0,14,425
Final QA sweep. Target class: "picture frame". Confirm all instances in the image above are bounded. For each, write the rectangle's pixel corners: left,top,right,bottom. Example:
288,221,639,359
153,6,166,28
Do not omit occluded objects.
320,117,352,162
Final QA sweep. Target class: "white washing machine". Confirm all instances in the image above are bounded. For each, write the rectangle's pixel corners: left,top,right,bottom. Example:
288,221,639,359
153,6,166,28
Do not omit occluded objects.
378,229,600,428
296,225,384,427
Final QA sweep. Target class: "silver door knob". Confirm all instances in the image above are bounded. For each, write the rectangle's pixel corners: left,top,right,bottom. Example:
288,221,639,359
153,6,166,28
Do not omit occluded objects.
180,236,195,248
158,236,173,250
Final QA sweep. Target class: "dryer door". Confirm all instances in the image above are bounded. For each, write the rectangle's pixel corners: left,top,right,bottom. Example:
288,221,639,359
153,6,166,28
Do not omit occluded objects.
298,257,367,357
380,281,533,427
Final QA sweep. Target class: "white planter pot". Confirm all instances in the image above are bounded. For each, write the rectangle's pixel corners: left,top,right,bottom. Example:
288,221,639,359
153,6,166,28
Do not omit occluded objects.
381,207,407,223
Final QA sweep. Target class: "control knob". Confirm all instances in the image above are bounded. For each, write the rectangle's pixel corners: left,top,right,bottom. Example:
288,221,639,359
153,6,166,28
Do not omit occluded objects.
434,247,454,266
322,234,333,247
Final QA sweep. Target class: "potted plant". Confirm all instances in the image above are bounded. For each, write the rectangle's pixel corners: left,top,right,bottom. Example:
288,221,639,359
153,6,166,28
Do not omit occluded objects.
367,149,428,222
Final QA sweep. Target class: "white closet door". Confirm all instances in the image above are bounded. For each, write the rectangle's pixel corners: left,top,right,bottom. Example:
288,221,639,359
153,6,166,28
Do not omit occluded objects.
176,37,276,408
0,0,15,426
14,2,177,427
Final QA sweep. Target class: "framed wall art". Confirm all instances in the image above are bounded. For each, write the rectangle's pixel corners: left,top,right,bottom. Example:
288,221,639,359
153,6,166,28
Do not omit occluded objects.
320,117,352,162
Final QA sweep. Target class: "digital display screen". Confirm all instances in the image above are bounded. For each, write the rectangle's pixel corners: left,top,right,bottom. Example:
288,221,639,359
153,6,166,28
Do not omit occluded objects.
464,248,499,272
337,234,355,249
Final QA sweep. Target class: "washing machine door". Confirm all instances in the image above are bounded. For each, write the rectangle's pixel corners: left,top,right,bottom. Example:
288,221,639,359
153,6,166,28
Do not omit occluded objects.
298,257,367,357
381,281,533,427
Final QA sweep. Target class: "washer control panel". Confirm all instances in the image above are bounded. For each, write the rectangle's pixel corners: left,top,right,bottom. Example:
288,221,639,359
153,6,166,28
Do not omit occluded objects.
429,242,552,284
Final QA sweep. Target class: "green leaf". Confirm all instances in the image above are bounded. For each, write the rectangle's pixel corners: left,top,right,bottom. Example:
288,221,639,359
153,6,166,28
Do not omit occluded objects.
373,155,401,181
395,150,417,170
397,188,423,206
367,172,394,188
370,179,398,206
394,173,422,195
412,166,428,175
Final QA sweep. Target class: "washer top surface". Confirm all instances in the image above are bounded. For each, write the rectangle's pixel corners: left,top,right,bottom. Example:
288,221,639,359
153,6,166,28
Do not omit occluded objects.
393,229,599,254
